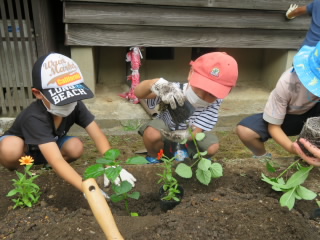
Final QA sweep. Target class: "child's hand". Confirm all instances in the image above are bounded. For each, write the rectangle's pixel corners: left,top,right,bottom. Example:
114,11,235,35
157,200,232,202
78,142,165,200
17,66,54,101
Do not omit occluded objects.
286,4,298,19
293,139,320,167
151,78,185,109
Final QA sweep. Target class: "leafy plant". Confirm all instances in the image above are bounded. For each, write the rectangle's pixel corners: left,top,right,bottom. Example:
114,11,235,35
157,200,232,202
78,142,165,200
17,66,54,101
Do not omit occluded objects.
84,149,148,215
175,130,223,185
7,156,41,209
262,160,317,210
157,149,181,201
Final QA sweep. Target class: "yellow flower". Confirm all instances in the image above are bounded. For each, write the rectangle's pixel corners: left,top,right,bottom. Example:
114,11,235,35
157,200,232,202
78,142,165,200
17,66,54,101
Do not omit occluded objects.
19,156,34,165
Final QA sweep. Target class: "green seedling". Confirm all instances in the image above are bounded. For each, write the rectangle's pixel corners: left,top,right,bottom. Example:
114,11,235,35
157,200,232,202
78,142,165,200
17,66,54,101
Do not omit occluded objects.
175,129,223,185
157,150,181,201
84,149,148,215
262,160,317,210
7,156,41,209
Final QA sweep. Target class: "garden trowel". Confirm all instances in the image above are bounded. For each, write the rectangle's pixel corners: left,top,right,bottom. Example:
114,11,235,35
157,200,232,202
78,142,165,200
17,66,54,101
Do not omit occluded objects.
82,178,124,240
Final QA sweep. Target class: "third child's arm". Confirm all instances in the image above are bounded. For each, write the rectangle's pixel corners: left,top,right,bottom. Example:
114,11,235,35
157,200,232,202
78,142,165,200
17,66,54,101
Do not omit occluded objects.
268,123,296,154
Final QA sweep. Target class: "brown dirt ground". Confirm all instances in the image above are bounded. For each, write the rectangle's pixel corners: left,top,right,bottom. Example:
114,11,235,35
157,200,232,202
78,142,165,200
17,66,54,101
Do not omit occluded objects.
1,131,320,240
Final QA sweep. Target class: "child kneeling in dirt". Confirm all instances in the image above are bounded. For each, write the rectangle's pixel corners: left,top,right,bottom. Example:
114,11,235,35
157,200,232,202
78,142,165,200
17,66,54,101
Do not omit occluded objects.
0,53,135,194
134,52,238,163
236,41,320,167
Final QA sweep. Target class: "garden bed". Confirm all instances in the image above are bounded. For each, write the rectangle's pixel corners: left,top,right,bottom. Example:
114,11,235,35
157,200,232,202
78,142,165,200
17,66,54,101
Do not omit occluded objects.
1,133,320,239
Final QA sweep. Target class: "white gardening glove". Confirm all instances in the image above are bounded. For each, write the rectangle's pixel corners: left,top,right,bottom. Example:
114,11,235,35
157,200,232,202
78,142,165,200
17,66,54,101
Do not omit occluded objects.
160,129,191,143
151,78,185,109
104,167,137,187
286,4,298,19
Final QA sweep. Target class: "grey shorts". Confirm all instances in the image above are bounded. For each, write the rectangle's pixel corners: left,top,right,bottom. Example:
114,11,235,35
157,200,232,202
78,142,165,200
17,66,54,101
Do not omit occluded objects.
138,119,219,157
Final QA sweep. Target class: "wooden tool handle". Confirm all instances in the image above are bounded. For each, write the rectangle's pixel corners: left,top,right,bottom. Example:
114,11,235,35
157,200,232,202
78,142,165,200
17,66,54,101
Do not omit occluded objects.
82,178,124,240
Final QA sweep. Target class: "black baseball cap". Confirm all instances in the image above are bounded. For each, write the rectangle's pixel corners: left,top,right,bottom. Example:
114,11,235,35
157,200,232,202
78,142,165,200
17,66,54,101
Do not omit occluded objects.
32,53,94,106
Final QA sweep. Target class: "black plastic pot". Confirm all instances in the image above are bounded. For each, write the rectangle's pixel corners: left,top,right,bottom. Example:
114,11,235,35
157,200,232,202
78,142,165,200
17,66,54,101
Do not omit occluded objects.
159,185,184,212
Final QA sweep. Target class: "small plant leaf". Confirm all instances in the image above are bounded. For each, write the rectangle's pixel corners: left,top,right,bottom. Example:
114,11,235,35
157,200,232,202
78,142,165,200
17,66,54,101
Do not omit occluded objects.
112,181,132,195
96,158,115,165
193,152,200,159
261,173,286,189
131,212,139,217
294,191,302,200
296,185,317,200
110,194,125,203
7,189,19,197
83,164,105,179
285,166,313,189
16,171,25,179
199,151,208,156
209,163,223,178
128,192,140,200
195,132,205,141
266,162,276,173
175,163,192,178
104,149,121,161
196,169,211,185
198,158,211,171
105,166,122,182
280,188,296,210
126,156,149,164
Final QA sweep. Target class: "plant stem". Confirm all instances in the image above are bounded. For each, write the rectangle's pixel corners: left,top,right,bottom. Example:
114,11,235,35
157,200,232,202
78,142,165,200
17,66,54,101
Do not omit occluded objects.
189,130,202,168
276,160,300,179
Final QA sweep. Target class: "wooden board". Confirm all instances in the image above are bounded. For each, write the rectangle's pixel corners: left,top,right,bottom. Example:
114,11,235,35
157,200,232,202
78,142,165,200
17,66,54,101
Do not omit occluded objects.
66,24,306,49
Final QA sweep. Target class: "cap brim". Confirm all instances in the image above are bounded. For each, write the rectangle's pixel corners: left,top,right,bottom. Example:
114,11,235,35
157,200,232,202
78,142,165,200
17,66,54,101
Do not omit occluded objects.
42,83,94,106
189,71,231,99
294,45,320,97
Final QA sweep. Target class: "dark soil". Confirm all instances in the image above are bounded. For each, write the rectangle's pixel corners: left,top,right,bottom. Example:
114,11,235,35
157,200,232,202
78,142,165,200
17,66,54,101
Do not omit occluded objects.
1,132,320,240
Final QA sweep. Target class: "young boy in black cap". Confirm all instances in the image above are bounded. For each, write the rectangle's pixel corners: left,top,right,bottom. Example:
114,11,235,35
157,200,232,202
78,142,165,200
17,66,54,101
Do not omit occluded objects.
0,53,136,193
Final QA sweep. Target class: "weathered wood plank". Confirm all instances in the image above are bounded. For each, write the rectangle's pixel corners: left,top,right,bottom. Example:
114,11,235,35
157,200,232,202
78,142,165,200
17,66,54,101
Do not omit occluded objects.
63,0,310,11
64,2,310,30
65,24,306,49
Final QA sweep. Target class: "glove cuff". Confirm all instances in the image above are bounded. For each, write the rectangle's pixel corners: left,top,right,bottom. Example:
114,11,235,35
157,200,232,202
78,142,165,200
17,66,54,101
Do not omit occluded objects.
155,78,168,85
151,78,168,95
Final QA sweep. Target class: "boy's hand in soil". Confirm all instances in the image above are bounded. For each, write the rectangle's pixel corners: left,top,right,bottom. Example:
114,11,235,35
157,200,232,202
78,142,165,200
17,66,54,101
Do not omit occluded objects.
151,78,185,109
160,129,190,142
104,167,137,187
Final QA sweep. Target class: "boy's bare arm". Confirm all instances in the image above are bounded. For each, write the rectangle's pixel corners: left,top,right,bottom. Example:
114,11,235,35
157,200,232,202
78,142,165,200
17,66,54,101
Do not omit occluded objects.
268,124,296,154
134,78,159,99
85,121,111,155
39,142,83,191
286,5,308,19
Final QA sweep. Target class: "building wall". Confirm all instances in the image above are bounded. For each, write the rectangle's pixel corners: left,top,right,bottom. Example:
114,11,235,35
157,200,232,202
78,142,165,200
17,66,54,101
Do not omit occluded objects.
97,47,127,86
97,47,270,90
261,49,297,90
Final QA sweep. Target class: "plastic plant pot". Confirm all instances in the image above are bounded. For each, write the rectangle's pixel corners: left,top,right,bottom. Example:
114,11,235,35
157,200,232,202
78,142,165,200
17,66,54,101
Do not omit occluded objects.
159,185,184,212
298,117,320,157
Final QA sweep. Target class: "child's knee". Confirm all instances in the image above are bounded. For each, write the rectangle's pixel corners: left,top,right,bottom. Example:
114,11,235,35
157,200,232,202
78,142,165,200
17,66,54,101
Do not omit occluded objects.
61,138,84,160
207,143,219,156
236,125,254,140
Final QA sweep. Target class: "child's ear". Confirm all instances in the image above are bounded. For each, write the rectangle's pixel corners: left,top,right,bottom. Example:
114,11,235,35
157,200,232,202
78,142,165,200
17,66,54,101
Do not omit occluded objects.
32,88,43,99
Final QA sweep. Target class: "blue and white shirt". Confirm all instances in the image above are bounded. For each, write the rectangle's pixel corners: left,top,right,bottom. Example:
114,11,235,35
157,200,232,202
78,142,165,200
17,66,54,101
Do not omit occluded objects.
146,82,222,131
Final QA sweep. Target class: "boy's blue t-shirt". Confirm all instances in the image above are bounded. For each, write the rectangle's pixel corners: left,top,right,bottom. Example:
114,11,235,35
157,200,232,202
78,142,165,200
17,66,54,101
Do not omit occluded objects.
302,0,320,47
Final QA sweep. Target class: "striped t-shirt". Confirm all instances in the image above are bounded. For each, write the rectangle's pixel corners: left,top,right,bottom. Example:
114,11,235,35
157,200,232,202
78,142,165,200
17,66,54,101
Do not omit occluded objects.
146,82,222,131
